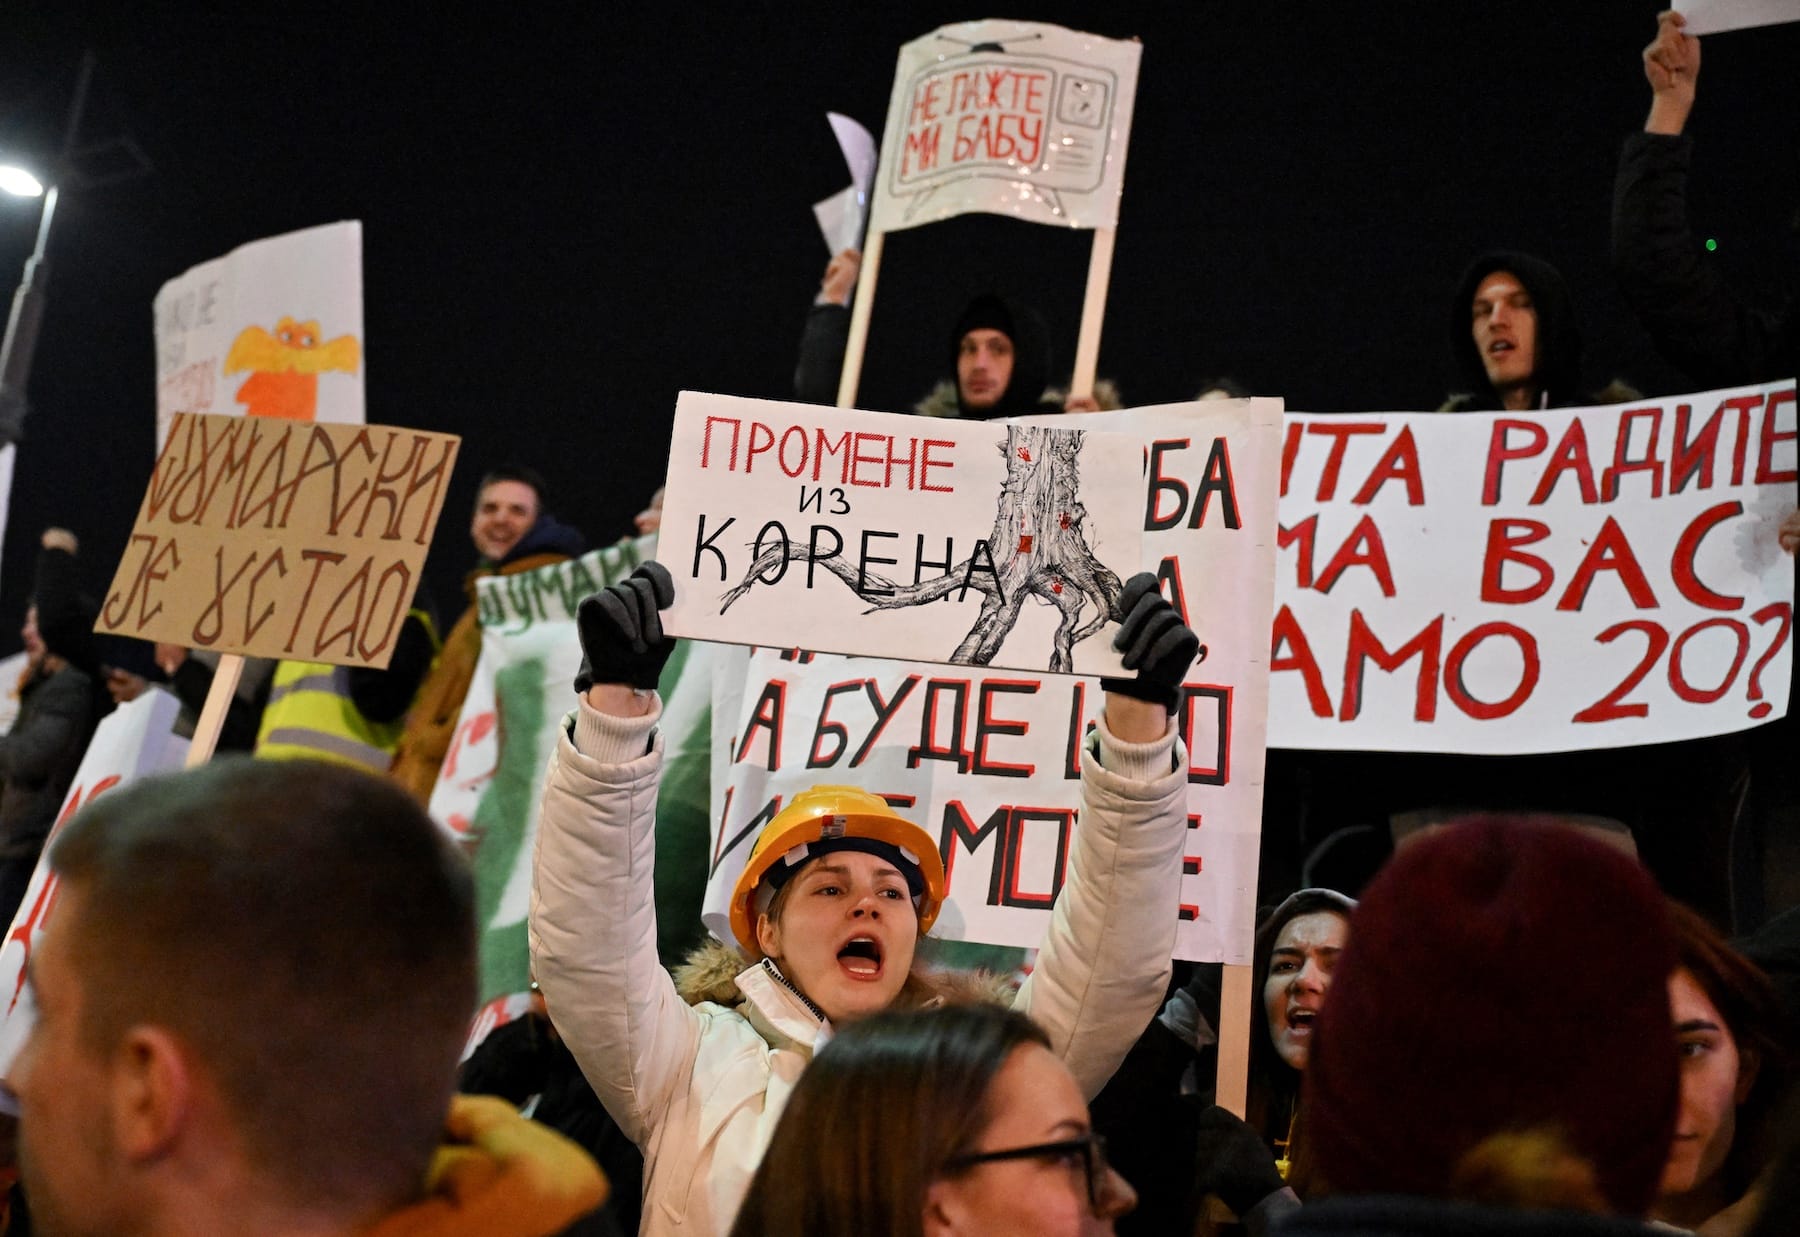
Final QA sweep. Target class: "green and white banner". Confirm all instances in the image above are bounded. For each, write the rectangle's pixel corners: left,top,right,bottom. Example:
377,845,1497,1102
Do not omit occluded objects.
429,536,717,1012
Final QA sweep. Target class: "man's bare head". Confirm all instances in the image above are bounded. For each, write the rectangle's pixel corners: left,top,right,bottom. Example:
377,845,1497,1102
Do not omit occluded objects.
11,758,476,1232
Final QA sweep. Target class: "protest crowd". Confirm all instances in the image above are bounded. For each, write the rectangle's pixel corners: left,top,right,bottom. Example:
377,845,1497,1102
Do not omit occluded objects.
2,8,1800,1237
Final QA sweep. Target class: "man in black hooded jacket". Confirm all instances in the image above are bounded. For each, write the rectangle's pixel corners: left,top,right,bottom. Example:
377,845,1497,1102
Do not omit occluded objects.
793,247,1105,417
1612,9,1799,932
1442,249,1638,412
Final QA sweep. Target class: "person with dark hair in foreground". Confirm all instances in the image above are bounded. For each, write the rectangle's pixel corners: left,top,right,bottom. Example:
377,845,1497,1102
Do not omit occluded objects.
7,758,605,1236
730,1004,1135,1237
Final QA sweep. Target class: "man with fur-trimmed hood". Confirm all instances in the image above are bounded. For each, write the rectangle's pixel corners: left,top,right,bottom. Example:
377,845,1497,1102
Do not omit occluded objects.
1442,250,1637,413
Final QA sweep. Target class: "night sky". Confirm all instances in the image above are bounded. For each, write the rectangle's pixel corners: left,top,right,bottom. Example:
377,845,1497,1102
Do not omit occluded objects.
0,2,1794,649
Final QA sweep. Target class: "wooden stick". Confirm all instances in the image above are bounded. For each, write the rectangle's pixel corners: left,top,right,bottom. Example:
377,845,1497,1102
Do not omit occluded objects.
835,229,886,409
1200,963,1260,1222
1215,962,1254,1118
184,653,243,768
1067,226,1117,401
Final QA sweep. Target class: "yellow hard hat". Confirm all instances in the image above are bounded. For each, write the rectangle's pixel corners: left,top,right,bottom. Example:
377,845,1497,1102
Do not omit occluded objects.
729,785,947,953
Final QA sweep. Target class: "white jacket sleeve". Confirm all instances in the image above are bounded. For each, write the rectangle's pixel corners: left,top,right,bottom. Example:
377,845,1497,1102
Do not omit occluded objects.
1014,713,1187,1099
529,695,705,1148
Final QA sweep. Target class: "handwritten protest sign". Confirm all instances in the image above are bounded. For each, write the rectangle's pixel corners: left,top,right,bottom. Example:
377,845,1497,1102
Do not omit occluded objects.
0,691,188,1097
1270,383,1796,753
658,392,1142,677
427,537,717,1009
154,222,364,447
96,412,460,669
868,19,1140,233
701,398,1283,963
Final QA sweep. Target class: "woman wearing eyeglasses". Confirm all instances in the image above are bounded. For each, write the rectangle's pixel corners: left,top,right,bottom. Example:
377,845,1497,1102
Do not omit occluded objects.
730,1003,1136,1236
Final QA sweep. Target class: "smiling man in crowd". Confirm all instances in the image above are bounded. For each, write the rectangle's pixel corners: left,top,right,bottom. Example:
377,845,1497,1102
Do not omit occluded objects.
390,464,586,804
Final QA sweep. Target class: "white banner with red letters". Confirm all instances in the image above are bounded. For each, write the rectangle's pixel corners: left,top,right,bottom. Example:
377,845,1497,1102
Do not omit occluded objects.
1269,382,1796,753
700,398,1284,963
868,19,1140,233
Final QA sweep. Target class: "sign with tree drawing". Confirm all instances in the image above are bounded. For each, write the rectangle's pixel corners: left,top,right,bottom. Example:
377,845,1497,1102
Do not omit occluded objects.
657,392,1142,676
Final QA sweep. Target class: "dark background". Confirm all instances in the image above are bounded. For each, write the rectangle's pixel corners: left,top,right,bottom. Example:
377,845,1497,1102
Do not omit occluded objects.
0,1,1794,646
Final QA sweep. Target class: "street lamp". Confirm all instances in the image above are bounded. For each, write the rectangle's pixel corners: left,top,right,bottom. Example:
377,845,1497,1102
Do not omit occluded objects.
0,53,91,452
0,170,66,450
0,168,44,199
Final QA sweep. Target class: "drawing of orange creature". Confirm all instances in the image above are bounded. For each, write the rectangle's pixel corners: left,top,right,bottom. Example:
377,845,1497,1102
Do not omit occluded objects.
223,316,361,421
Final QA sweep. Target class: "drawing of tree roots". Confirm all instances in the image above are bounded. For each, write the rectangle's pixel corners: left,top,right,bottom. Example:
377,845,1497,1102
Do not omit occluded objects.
718,425,1122,672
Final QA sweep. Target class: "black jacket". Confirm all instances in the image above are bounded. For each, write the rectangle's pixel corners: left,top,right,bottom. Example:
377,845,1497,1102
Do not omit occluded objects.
0,665,98,856
1274,1195,1666,1237
794,294,1064,419
1,546,105,854
1612,131,1799,388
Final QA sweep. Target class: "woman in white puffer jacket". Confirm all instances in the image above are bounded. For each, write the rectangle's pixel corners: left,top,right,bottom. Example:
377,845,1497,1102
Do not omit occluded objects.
530,564,1198,1235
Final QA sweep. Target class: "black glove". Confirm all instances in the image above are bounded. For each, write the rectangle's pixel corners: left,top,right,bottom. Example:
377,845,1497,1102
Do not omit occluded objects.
574,562,676,693
1100,573,1203,712
1190,1104,1286,1217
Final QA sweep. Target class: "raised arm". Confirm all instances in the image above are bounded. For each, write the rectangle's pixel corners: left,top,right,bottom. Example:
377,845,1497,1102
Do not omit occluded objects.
794,248,859,404
1018,574,1199,1097
1612,10,1793,385
529,563,702,1147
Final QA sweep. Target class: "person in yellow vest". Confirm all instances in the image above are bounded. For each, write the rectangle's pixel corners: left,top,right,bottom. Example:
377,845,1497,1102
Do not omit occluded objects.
255,603,439,771
390,465,586,803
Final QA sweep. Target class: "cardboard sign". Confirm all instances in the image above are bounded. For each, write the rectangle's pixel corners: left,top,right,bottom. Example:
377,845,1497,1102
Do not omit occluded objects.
658,392,1143,677
868,19,1140,233
95,413,461,669
1269,384,1796,753
154,222,365,447
704,398,1284,963
0,691,188,1096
